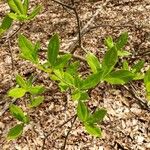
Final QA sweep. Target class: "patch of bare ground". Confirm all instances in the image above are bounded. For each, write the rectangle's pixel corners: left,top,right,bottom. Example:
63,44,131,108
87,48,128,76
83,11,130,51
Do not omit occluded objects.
0,0,150,149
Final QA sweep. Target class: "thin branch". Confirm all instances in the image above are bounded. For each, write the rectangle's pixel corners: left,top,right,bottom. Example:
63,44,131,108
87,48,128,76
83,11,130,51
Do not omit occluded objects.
42,114,76,150
0,23,25,44
61,115,77,150
52,0,73,9
0,98,16,117
52,0,82,53
123,84,150,112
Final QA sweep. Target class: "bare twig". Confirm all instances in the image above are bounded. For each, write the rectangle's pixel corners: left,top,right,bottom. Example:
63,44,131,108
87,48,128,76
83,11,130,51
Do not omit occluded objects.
0,98,16,117
42,114,76,150
0,23,25,44
63,6,106,53
52,0,73,9
61,115,77,150
123,85,150,112
52,0,83,53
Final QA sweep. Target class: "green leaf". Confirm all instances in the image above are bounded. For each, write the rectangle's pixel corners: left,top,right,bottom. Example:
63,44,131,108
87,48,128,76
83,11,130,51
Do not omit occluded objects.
102,46,118,78
18,34,38,63
8,12,19,20
58,82,69,92
133,73,144,80
0,15,13,31
87,109,107,124
47,33,60,66
72,90,89,101
32,41,40,62
104,70,134,84
117,50,131,57
116,32,128,50
13,0,25,14
132,60,144,73
16,74,27,88
8,88,26,98
18,34,34,59
104,36,114,49
29,96,44,108
27,5,42,20
122,60,129,70
7,124,24,140
81,71,103,90
53,54,71,69
77,101,89,122
86,52,101,73
7,0,22,14
23,0,29,14
63,72,75,86
144,69,150,94
66,61,80,76
28,86,45,95
84,123,101,137
9,104,29,123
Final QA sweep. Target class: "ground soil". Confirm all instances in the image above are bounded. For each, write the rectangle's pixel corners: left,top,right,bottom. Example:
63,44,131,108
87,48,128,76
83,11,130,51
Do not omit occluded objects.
0,0,150,150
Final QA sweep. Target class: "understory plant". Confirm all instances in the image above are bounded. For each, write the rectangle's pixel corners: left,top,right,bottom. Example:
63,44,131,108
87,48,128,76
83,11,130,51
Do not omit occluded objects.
0,0,42,37
6,32,150,139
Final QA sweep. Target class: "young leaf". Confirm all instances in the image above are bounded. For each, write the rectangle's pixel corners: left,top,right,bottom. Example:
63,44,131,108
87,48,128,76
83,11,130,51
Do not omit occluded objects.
104,70,134,84
7,0,22,14
63,72,75,86
132,60,144,73
77,101,89,122
7,124,24,140
87,109,107,124
29,96,44,108
8,88,26,98
9,104,29,123
16,74,27,88
18,34,36,62
23,0,29,15
28,86,45,95
0,15,13,32
117,50,131,57
84,123,101,137
86,52,101,73
116,32,128,50
72,90,89,101
102,46,118,78
27,5,42,20
8,12,19,20
122,60,129,70
81,70,103,90
47,33,60,66
66,61,80,76
53,54,71,69
32,41,40,62
144,69,150,93
13,0,25,14
104,36,114,49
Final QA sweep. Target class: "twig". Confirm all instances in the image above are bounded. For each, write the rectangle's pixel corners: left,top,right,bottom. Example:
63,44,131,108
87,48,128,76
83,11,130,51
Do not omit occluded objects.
61,115,77,150
0,98,16,117
52,0,73,9
123,85,150,112
42,114,76,150
70,0,82,53
0,23,25,44
63,5,106,53
52,0,83,54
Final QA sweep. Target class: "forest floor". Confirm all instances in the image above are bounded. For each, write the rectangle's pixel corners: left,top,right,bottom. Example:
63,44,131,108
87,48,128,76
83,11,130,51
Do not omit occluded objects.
0,0,150,150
